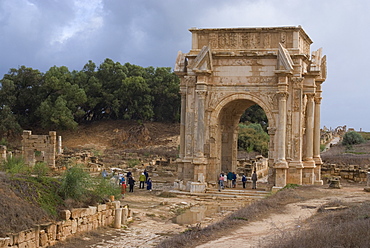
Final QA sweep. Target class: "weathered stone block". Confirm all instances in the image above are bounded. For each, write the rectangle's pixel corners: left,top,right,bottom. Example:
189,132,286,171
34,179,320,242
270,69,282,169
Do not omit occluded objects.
71,220,78,234
60,210,71,220
0,237,10,247
39,230,48,247
71,208,83,219
97,204,106,212
89,206,97,215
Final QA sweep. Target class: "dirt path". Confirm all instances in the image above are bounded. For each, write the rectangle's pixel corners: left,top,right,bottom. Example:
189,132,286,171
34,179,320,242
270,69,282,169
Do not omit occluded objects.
52,185,369,248
196,186,369,248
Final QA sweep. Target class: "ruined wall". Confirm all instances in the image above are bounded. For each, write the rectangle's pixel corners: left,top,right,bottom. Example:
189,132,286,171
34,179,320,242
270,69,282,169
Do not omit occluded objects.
321,164,368,183
22,130,61,168
0,201,132,248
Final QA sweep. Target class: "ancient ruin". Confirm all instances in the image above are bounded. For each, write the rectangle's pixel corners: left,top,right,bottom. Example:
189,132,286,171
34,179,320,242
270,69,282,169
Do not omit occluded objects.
174,26,327,192
22,130,62,168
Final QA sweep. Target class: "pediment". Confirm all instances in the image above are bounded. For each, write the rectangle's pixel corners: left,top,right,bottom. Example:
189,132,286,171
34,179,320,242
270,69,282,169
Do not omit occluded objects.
174,51,188,74
190,46,213,74
277,43,294,72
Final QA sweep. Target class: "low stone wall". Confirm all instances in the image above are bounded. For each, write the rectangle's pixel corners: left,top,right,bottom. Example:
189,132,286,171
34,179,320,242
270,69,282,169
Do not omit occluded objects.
321,164,368,183
0,201,131,248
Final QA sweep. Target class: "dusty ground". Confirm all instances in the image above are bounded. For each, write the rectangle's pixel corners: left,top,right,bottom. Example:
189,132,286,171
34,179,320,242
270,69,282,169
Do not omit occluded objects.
4,121,370,247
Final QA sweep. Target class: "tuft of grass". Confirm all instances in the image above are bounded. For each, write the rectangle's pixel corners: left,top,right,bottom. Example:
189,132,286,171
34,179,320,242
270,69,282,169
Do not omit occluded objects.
127,158,140,168
156,186,325,248
1,156,30,174
267,200,370,248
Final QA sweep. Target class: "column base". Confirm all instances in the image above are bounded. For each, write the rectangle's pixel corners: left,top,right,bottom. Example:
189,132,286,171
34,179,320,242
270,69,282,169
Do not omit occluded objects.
314,180,323,185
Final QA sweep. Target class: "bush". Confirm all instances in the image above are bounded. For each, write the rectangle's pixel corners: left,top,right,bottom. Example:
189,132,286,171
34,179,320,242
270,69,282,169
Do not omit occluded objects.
238,123,269,156
0,156,29,174
58,165,91,200
342,131,365,146
32,162,50,178
92,177,121,202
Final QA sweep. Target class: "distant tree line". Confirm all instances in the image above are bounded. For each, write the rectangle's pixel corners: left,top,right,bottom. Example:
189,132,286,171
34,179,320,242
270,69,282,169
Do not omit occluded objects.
0,59,181,138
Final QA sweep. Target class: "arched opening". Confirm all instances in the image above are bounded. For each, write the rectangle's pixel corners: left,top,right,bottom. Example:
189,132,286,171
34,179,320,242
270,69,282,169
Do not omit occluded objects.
217,99,271,183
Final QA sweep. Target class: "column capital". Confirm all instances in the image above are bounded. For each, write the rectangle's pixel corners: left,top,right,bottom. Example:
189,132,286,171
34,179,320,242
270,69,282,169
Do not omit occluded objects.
314,97,322,104
277,92,289,100
305,93,315,100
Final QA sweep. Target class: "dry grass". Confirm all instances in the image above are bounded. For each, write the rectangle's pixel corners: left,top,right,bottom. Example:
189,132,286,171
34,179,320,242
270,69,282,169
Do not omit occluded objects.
266,200,370,248
156,185,326,248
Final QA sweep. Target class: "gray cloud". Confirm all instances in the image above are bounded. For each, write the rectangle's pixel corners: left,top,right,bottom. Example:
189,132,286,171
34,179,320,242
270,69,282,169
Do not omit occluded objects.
0,0,369,130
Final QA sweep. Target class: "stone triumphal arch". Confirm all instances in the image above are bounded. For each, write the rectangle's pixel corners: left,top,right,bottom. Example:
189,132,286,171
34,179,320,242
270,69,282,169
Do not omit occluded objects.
174,26,327,192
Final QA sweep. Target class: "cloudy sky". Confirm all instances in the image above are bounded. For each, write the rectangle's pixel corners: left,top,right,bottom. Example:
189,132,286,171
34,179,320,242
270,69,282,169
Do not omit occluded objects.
0,0,369,131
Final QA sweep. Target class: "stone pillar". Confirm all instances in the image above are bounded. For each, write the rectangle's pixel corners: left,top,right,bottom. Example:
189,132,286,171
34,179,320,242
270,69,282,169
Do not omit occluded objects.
303,93,316,184
179,86,187,159
195,87,206,158
121,207,128,225
274,92,288,188
57,136,63,155
114,208,122,228
313,93,323,185
275,92,288,167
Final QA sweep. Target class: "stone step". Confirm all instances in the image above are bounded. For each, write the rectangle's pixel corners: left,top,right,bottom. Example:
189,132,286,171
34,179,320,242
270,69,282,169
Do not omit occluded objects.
169,188,270,199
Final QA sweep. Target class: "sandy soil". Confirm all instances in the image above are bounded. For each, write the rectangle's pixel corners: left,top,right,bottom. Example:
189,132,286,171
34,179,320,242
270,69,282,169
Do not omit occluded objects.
196,185,370,248
51,183,370,248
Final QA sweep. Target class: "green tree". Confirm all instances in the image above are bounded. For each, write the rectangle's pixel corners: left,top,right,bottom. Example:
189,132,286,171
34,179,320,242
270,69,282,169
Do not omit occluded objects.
115,76,153,120
238,123,269,156
342,131,365,146
0,66,44,128
146,67,180,122
36,66,87,129
240,105,268,132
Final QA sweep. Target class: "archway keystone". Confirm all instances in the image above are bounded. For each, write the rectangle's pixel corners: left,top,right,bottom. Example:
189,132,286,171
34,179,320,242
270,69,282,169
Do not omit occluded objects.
174,26,327,192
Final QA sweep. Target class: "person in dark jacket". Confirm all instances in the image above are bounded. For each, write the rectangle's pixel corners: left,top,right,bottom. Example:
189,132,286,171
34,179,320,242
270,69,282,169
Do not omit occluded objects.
128,176,135,192
252,171,258,189
146,177,152,191
232,172,237,188
227,171,233,188
242,174,247,189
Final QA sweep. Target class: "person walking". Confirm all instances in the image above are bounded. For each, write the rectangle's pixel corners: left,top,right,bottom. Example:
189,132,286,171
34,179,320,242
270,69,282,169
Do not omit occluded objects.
121,177,127,198
252,171,258,189
218,173,225,192
242,174,247,189
146,177,152,191
128,176,135,192
232,172,237,188
139,173,146,189
227,171,233,188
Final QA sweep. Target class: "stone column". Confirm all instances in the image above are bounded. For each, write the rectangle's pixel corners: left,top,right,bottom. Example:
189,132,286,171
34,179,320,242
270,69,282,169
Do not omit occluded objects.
193,79,207,183
275,92,288,168
303,93,316,184
195,88,206,158
274,92,289,188
114,208,122,228
179,86,187,159
313,94,323,185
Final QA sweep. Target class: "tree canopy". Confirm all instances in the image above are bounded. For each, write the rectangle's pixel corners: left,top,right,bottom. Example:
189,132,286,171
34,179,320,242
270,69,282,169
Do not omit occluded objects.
0,60,180,138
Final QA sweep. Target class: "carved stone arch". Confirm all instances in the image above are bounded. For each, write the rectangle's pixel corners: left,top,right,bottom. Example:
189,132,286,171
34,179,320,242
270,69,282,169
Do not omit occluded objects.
175,26,327,192
210,93,276,129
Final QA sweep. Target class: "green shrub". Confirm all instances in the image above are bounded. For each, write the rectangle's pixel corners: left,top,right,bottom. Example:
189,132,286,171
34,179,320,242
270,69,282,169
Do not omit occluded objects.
92,177,121,201
1,156,29,174
32,162,50,178
127,159,140,168
342,131,365,146
58,165,91,200
320,144,326,152
238,123,269,157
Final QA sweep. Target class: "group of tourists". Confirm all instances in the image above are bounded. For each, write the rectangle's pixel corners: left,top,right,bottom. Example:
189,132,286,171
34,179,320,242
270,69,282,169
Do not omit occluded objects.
102,169,153,198
218,170,258,191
